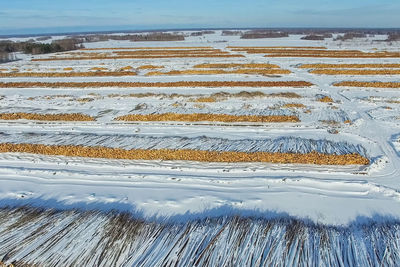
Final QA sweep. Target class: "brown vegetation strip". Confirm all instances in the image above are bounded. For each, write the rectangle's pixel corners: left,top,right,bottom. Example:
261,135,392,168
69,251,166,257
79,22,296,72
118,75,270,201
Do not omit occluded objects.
226,48,400,58
137,65,164,69
234,49,360,54
115,113,300,123
0,81,313,88
300,63,400,69
81,46,213,50
310,69,400,75
31,54,244,61
227,46,327,49
0,112,95,121
146,69,291,76
193,63,280,69
333,81,400,88
0,143,369,165
113,49,224,55
0,71,137,77
108,91,301,100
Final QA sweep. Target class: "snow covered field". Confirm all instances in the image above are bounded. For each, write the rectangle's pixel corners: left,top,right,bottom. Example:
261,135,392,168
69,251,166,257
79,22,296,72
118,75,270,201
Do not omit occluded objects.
0,31,400,265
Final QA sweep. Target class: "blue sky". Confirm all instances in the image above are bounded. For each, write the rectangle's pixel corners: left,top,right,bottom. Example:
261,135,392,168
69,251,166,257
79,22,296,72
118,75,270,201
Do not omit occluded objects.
1,0,399,35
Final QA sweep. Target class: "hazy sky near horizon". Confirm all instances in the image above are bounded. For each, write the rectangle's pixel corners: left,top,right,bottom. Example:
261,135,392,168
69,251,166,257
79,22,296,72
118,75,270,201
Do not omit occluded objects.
1,0,399,34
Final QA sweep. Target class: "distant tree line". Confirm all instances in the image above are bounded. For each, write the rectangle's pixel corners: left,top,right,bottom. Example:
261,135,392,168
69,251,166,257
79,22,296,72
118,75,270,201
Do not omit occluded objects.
190,31,215,36
0,38,83,55
301,33,333,40
241,30,289,39
72,32,185,42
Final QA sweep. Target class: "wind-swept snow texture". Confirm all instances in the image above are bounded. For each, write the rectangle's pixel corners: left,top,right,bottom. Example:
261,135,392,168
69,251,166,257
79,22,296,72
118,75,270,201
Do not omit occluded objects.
0,31,400,265
0,207,399,267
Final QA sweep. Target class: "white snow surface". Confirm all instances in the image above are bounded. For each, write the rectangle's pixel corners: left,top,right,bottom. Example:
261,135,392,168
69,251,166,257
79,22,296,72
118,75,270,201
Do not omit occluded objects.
0,31,400,226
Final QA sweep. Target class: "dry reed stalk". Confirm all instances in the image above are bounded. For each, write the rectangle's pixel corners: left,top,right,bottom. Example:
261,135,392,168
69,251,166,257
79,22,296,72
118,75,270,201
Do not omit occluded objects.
0,71,137,77
310,69,400,75
333,81,400,88
0,143,370,165
137,65,164,69
299,63,400,69
146,69,291,76
193,63,280,69
0,81,314,88
115,113,300,123
0,112,95,121
32,55,244,61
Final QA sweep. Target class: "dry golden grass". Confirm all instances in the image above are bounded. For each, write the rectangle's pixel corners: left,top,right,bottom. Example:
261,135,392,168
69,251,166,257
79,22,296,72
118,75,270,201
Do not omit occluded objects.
90,67,108,71
310,69,400,75
76,98,95,103
318,96,334,103
230,48,400,58
81,46,213,50
119,66,133,71
263,52,400,58
0,68,8,71
0,143,369,165
300,63,400,69
0,261,14,267
32,54,244,61
191,97,217,103
63,67,74,71
333,81,400,88
0,81,313,88
283,103,306,108
146,69,291,76
0,71,137,77
228,46,327,49
113,49,223,55
115,113,300,123
137,65,164,70
0,112,95,121
233,48,360,53
193,63,281,69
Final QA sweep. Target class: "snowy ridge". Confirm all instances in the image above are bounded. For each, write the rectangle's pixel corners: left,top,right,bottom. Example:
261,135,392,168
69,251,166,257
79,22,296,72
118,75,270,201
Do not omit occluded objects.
0,207,399,267
0,132,368,156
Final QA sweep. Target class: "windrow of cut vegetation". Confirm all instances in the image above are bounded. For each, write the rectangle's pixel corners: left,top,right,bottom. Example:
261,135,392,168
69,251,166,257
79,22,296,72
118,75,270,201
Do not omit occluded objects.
333,81,400,88
115,113,300,123
0,81,314,88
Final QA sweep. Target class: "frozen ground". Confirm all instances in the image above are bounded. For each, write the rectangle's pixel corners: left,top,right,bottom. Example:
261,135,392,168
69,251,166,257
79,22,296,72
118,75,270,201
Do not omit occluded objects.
0,30,399,265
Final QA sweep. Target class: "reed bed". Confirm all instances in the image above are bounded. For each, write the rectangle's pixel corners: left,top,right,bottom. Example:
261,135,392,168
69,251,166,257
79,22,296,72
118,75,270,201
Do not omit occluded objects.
146,69,291,76
193,63,280,69
300,63,400,69
310,69,400,75
0,81,313,88
191,97,217,102
333,81,400,88
228,48,400,58
31,54,244,61
119,66,133,71
113,49,224,55
137,65,164,69
283,103,306,108
232,49,360,54
228,46,327,49
0,143,369,165
0,71,137,77
318,96,334,103
0,112,95,121
115,113,300,123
